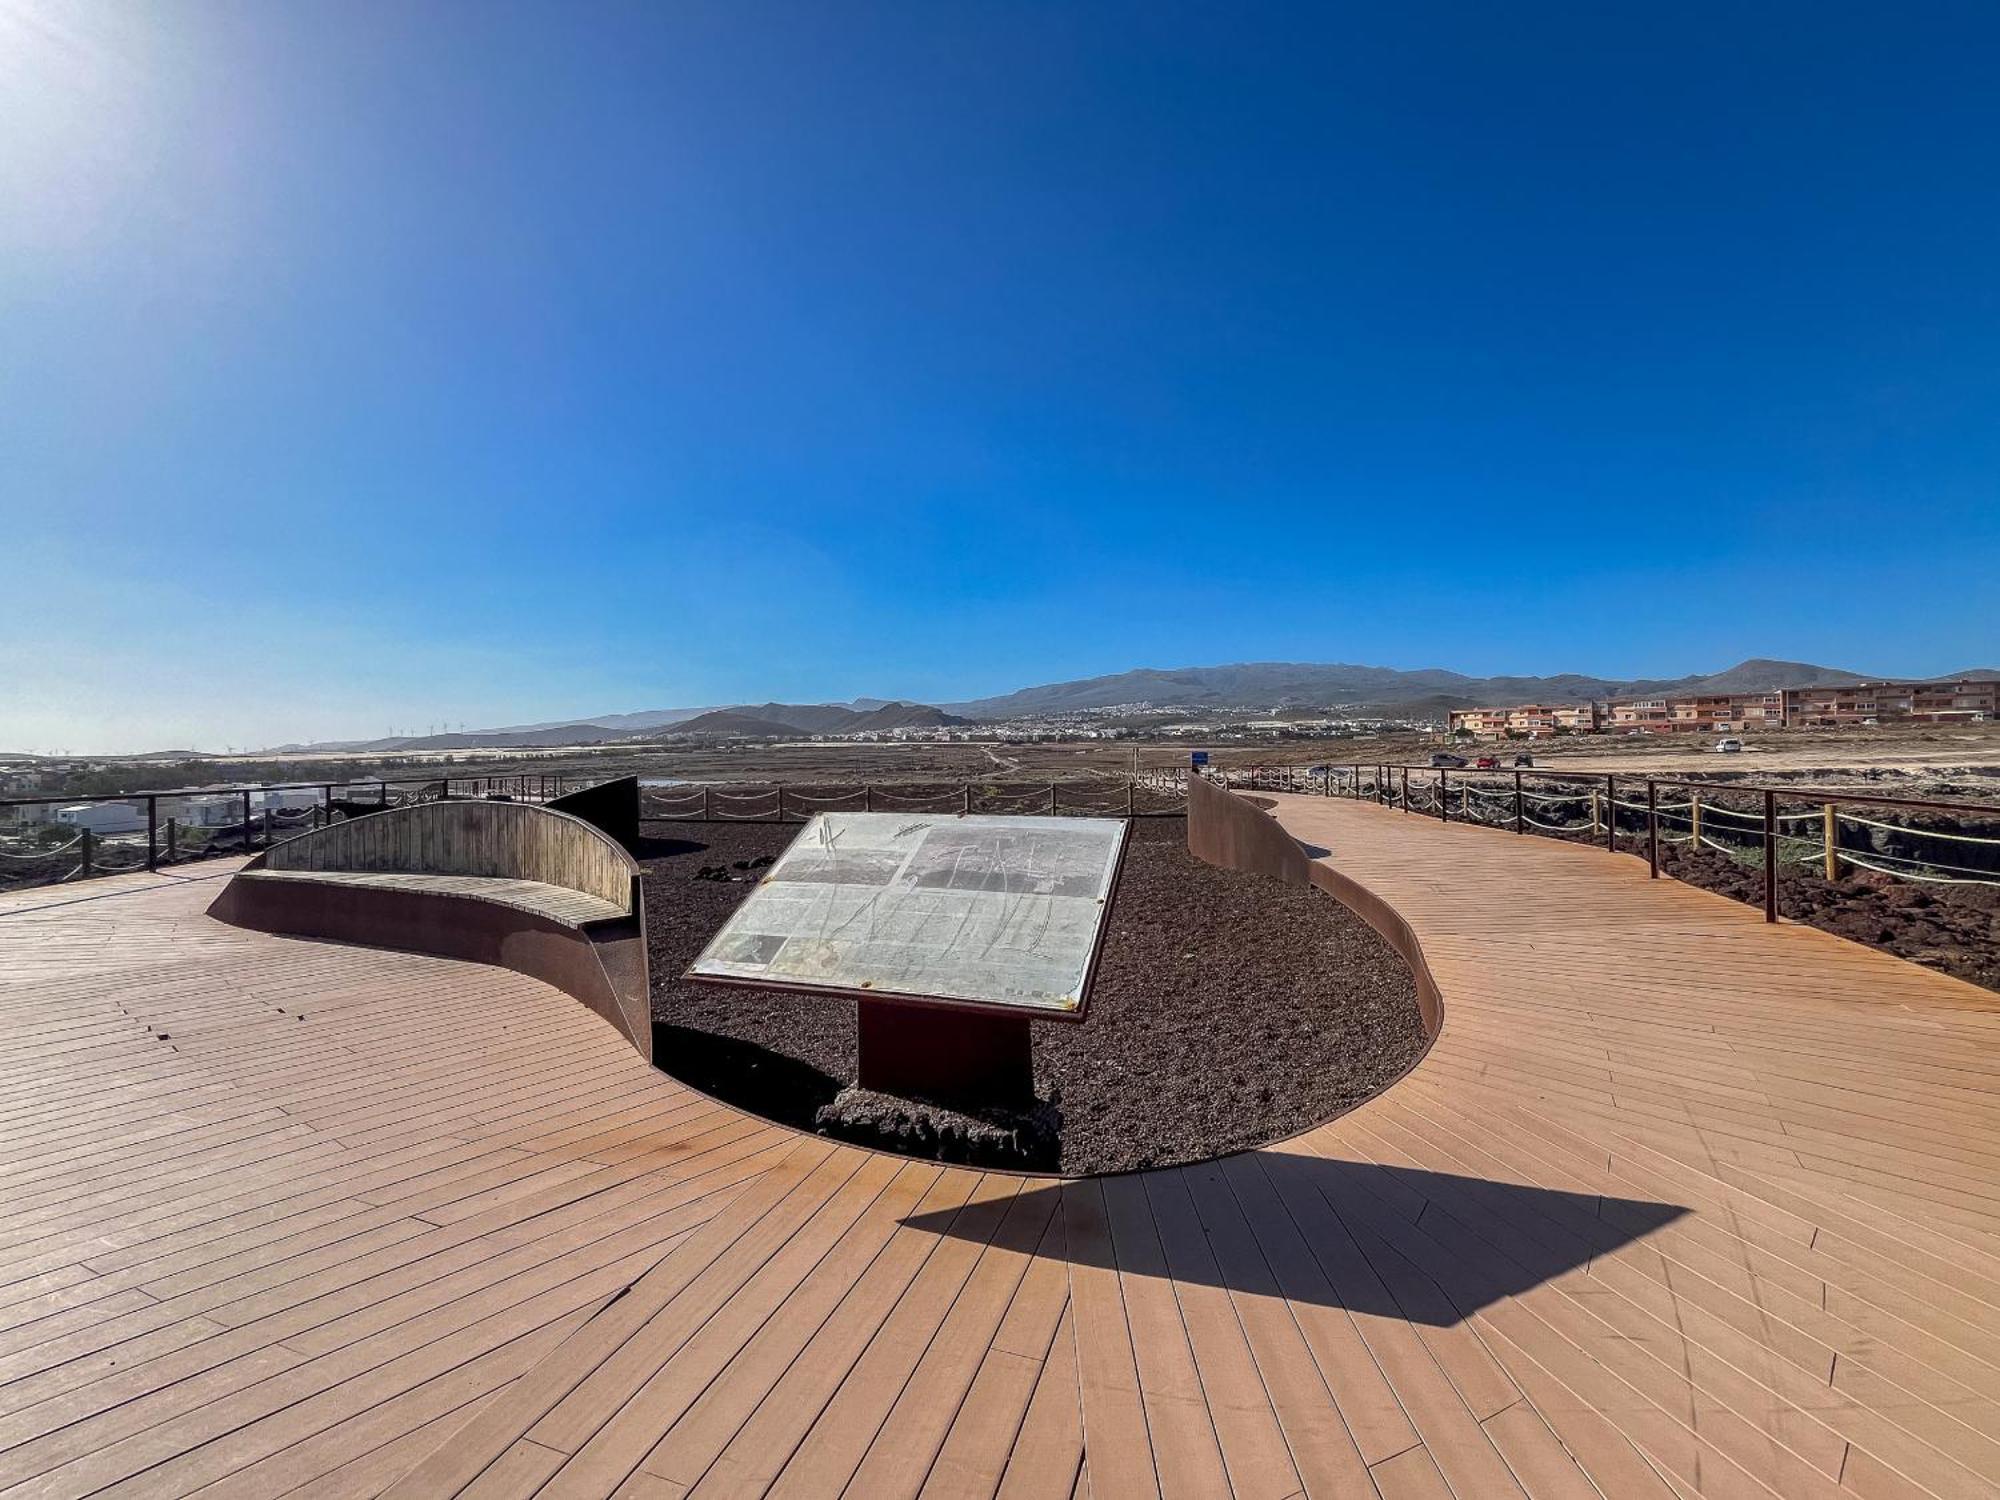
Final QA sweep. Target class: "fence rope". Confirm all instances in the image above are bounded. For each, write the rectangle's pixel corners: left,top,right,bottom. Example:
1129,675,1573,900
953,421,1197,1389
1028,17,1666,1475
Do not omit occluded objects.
1689,800,1821,827
0,834,86,857
1823,843,2000,880
1836,811,2000,845
1837,852,2000,886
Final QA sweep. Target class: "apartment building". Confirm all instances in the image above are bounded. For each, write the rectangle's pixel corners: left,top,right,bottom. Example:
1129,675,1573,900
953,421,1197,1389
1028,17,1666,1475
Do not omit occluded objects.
1610,690,1787,732
1785,679,1996,726
1669,692,1786,732
1605,679,1995,731
1455,679,1993,738
1448,703,1602,738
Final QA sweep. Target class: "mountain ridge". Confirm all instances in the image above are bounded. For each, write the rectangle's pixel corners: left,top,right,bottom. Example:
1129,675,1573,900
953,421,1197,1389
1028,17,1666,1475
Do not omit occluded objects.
937,658,1999,718
244,658,1999,755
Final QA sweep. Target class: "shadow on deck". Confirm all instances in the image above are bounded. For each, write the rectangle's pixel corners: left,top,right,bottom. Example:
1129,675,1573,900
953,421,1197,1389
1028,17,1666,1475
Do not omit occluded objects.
902,1151,1687,1327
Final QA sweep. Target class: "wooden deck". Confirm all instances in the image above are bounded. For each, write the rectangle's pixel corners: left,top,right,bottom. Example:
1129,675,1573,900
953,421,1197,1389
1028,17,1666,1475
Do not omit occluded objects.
3,797,1999,1498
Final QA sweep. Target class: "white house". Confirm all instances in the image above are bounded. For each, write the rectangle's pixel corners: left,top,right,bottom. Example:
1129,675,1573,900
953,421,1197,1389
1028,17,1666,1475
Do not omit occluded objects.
54,803,147,835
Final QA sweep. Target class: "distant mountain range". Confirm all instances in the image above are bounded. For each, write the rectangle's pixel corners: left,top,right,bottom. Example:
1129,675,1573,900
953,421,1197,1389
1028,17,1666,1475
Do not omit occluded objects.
263,700,959,754
670,702,965,737
244,658,1997,757
937,658,2000,719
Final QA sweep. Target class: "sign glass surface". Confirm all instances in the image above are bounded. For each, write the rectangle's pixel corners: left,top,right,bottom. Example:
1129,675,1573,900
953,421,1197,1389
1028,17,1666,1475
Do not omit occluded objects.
688,812,1128,1013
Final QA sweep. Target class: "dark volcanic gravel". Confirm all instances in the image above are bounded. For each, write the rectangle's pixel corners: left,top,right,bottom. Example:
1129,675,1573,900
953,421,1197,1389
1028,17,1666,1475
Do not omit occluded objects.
641,817,1427,1175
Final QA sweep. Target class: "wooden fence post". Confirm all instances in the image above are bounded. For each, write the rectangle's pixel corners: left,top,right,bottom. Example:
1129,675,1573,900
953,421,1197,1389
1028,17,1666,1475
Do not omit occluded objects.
1823,803,1838,881
1762,789,1778,922
1647,781,1659,877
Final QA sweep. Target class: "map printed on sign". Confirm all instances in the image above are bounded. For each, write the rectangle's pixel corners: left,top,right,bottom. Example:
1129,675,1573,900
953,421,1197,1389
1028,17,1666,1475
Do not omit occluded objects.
688,812,1128,1014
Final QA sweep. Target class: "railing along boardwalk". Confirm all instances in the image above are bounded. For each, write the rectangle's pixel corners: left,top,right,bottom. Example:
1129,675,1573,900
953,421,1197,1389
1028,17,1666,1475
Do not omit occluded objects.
1,799,1999,1496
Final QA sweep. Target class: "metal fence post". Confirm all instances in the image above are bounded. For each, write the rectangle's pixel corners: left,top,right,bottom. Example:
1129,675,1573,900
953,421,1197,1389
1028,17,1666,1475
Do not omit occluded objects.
1438,769,1449,823
1646,780,1659,877
864,785,873,812
702,785,711,819
776,785,785,821
1127,781,1136,816
1605,775,1617,852
1400,767,1408,811
1514,770,1524,834
241,790,253,850
80,828,94,879
146,796,158,872
1762,788,1778,922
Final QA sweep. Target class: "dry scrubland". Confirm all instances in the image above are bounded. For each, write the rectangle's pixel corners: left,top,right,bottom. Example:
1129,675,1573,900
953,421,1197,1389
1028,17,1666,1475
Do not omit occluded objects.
167,717,2000,795
605,720,2000,799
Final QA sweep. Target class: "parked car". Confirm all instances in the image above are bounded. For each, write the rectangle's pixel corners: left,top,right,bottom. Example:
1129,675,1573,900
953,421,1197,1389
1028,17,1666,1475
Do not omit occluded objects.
1714,737,1744,753
1513,753,1535,767
1430,752,1468,768
1474,756,1500,770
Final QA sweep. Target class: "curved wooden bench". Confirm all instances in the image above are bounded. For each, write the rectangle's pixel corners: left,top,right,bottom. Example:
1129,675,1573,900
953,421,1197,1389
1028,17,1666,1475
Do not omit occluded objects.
207,799,653,1060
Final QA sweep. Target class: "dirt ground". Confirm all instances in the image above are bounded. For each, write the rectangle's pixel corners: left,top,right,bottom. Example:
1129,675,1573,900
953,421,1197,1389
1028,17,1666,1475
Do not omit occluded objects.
640,817,1426,1174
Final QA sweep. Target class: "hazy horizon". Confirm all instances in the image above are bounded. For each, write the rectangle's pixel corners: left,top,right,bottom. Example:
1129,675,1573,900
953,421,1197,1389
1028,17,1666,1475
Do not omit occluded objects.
6,2,1997,756
10,652,2000,758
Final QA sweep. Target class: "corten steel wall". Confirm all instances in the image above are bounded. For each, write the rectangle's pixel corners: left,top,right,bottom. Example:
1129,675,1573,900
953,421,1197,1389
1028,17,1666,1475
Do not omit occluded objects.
210,802,652,1061
1186,775,1442,1040
263,800,633,910
1185,772,1314,885
547,775,641,851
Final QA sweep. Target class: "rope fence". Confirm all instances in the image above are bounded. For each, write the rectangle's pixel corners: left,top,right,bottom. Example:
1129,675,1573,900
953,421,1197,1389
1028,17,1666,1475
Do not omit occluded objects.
0,770,600,895
637,779,1190,825
1177,761,2000,910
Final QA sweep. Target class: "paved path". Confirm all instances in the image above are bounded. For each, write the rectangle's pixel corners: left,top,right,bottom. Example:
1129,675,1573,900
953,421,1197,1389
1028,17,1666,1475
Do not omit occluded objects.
1,800,1998,1498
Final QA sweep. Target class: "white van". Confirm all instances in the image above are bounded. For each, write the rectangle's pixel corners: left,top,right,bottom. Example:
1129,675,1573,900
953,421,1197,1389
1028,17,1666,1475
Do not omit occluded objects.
1714,737,1744,753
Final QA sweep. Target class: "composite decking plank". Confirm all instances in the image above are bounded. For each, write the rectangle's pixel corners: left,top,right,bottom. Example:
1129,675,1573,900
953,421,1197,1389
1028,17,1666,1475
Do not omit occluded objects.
993,1307,1084,1500
1,792,1997,1496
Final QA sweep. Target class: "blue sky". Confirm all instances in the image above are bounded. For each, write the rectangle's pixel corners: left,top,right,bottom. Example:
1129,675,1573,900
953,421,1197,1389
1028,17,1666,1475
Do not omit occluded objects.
4,0,1997,753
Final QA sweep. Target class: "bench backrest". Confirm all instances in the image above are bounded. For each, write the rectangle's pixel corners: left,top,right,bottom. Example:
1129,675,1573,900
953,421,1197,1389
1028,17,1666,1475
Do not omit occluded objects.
262,801,637,913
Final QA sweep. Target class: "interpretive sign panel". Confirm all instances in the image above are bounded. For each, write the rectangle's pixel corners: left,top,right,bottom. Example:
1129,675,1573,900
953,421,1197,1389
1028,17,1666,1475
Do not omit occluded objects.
688,812,1128,1015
